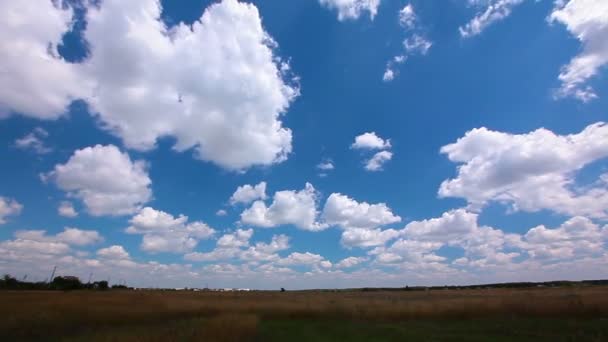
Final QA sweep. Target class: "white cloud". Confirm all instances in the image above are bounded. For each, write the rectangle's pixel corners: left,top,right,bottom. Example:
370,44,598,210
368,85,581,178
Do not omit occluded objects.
518,216,607,260
241,183,327,231
217,229,253,248
56,228,103,246
549,0,608,101
15,227,103,247
365,150,393,171
403,209,478,242
82,0,298,170
184,230,286,263
336,256,368,268
323,193,401,229
317,160,335,171
382,68,395,82
0,1,89,119
278,252,326,266
318,0,381,21
45,145,152,216
126,207,215,254
459,0,525,38
97,245,130,260
403,34,432,55
216,209,228,217
323,193,401,248
14,127,51,154
351,132,391,150
399,4,417,29
341,228,401,248
230,182,267,205
58,201,78,218
439,123,608,219
383,4,431,82
0,197,22,224
1,0,299,171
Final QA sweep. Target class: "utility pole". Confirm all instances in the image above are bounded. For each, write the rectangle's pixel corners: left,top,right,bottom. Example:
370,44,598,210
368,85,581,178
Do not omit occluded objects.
49,266,57,284
88,273,93,284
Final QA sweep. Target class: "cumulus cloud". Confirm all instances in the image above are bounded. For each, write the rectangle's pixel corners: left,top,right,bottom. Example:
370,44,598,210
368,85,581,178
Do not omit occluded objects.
341,228,401,248
58,201,78,218
216,209,228,217
82,0,298,170
459,0,525,38
351,132,392,150
517,216,607,260
15,227,103,247
126,207,215,254
0,1,89,119
365,151,393,172
318,0,381,21
439,123,608,219
1,0,298,171
0,197,22,224
217,229,254,249
403,209,479,242
97,245,130,260
278,252,326,266
44,145,152,217
230,182,267,205
14,127,51,154
323,193,401,248
549,0,608,101
184,230,289,264
56,228,103,246
240,183,327,231
323,193,401,229
336,256,368,268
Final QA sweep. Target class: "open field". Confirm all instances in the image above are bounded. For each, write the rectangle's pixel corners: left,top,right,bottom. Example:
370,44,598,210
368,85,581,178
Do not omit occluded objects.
3,286,608,341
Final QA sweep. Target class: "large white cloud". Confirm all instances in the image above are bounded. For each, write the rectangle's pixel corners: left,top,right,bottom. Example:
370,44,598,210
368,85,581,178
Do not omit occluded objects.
1,0,298,171
323,193,401,229
439,123,608,219
318,0,381,21
341,228,401,248
0,197,22,224
0,0,89,119
230,182,267,205
45,145,152,216
517,216,607,260
549,0,608,101
240,183,327,231
126,207,215,254
82,0,298,170
323,193,401,248
459,0,524,38
15,227,103,247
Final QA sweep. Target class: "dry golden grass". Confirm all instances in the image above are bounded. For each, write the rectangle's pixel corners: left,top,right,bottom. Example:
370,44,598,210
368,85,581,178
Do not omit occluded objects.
2,286,608,340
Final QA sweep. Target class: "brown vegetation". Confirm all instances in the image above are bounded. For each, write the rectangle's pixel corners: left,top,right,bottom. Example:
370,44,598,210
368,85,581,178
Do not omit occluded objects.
2,286,608,340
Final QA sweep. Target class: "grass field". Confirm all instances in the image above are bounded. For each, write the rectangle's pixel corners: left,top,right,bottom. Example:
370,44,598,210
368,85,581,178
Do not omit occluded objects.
2,286,608,341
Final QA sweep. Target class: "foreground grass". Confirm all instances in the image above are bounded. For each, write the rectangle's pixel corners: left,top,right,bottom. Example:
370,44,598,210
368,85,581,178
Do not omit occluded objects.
3,286,608,341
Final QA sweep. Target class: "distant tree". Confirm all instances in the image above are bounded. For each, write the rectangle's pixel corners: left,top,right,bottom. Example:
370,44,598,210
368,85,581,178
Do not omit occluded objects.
280,288,286,292
51,276,83,291
97,280,109,290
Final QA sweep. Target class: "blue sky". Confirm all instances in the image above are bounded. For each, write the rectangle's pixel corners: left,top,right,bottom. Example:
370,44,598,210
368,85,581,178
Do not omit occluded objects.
0,0,607,289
